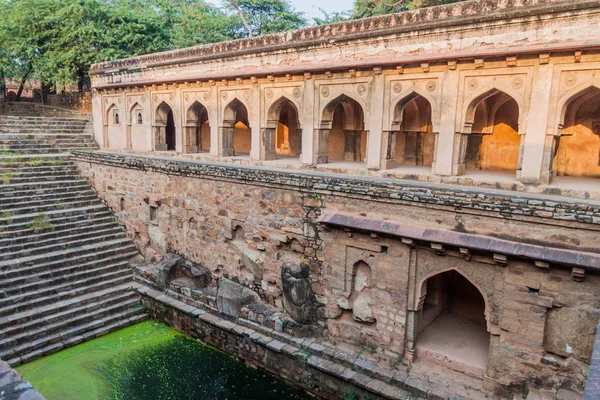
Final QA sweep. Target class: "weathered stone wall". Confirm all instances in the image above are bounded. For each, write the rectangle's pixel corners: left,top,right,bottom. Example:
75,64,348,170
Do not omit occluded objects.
73,151,600,396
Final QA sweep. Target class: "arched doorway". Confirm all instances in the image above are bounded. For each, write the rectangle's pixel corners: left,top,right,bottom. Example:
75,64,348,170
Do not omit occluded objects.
416,270,489,379
264,97,301,160
316,95,367,164
387,93,435,168
221,99,250,156
553,87,600,179
461,91,521,175
185,101,210,153
154,102,176,152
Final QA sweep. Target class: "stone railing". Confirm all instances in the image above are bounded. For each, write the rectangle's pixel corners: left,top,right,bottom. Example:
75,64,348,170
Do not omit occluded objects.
90,0,568,75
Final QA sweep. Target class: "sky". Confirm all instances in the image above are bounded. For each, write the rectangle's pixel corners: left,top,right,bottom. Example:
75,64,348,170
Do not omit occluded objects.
205,0,355,23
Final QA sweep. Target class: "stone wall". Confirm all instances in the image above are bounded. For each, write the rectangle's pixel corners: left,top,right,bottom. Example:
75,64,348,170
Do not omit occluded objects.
73,151,600,397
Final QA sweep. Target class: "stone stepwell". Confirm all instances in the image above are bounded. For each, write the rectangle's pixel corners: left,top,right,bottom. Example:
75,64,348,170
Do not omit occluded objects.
0,110,146,367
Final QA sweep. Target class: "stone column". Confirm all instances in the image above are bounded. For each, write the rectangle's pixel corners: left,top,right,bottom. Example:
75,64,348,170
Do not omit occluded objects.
437,66,460,176
262,127,277,160
344,129,357,161
314,128,329,164
221,124,234,156
154,125,167,151
381,130,397,169
366,71,385,170
520,64,553,184
301,77,315,165
126,124,132,150
184,125,198,153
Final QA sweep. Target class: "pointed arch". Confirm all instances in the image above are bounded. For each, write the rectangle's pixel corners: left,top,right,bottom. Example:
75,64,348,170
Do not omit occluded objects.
153,101,176,151
461,89,521,173
414,268,490,378
264,96,302,159
316,94,367,164
184,101,210,153
221,98,251,156
129,102,143,125
104,103,118,126
390,91,436,167
552,85,600,179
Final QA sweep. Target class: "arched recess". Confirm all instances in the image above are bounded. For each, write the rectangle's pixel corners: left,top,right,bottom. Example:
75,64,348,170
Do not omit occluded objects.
384,92,436,169
221,98,251,156
316,94,367,164
103,103,119,148
154,102,176,151
185,101,210,153
264,96,302,160
414,269,490,379
458,89,521,175
127,102,143,151
552,86,600,179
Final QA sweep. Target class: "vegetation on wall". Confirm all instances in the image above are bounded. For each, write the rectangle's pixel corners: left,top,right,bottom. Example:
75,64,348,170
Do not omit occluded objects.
0,0,462,98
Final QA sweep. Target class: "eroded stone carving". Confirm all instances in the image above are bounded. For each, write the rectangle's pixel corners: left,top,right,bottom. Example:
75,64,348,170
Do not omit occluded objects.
281,262,315,324
217,278,262,318
152,253,212,290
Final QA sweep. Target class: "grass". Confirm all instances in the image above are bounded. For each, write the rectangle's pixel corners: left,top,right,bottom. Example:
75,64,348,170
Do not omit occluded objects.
0,212,15,223
0,171,20,184
27,214,55,233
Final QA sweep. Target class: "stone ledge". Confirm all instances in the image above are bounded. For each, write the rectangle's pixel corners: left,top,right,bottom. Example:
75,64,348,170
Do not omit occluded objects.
138,286,450,400
72,151,600,228
0,360,45,400
318,211,600,272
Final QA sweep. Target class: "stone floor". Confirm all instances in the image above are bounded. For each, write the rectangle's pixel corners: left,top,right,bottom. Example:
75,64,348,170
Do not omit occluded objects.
416,314,490,379
0,360,44,400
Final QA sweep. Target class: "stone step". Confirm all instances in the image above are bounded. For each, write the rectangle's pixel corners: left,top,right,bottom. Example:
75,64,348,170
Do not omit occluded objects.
0,291,139,348
0,211,114,239
0,204,105,228
0,147,95,155
0,228,125,262
0,164,79,174
0,218,117,250
0,174,84,186
0,249,137,283
0,273,135,322
0,262,131,302
8,312,148,367
0,181,90,200
0,116,90,123
2,198,102,216
0,192,96,210
0,252,132,292
0,139,95,147
3,300,145,363
0,237,136,271
0,284,138,342
0,214,115,242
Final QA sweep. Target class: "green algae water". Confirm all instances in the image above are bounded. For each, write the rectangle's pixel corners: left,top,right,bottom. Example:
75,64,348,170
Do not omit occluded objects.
17,320,310,400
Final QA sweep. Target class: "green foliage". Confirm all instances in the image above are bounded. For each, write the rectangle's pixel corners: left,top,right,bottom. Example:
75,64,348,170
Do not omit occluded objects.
0,171,19,184
351,0,463,19
344,388,361,400
226,0,307,37
28,213,56,233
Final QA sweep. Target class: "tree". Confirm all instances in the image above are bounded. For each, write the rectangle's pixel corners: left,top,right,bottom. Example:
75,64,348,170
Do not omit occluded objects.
351,0,463,19
0,0,54,100
224,0,306,38
313,8,351,26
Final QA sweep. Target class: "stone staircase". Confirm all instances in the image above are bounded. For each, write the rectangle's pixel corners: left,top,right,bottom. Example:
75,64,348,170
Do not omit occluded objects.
0,113,146,367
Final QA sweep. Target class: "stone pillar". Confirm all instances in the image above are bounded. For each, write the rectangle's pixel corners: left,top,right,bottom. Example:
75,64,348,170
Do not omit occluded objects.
315,128,329,164
344,129,357,161
381,130,397,169
102,124,109,148
262,127,277,160
154,126,167,151
209,88,219,157
366,71,385,170
520,64,553,184
404,310,417,363
126,124,132,150
250,85,260,161
221,125,234,156
437,66,460,176
456,132,470,175
301,77,315,165
184,126,198,154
